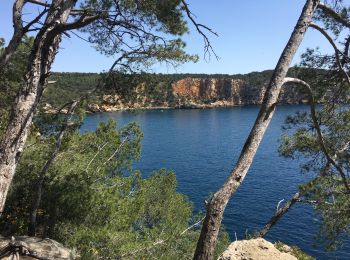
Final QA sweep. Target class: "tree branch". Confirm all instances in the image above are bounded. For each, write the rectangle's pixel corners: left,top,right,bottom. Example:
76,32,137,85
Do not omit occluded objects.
309,23,350,86
26,0,119,15
85,142,108,173
193,1,320,258
57,14,100,31
283,77,350,192
180,0,218,60
0,0,25,68
28,101,78,236
121,216,205,258
318,2,350,28
23,6,48,31
342,35,350,66
256,192,301,238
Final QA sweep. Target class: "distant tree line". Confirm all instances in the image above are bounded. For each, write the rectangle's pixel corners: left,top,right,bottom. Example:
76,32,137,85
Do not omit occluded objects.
42,68,327,109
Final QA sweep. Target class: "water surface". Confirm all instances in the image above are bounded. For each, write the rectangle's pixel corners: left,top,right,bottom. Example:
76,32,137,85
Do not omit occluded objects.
82,105,350,259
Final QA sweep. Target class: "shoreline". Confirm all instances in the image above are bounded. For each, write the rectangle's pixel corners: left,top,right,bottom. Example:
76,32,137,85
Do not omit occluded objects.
85,102,308,114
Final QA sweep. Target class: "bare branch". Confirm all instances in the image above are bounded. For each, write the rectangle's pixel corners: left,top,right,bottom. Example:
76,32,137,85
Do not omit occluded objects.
296,197,333,205
276,199,284,210
180,0,218,61
23,6,48,31
0,0,25,68
57,14,100,31
121,216,205,258
85,142,108,173
26,0,49,8
283,77,350,192
26,0,119,15
0,1,49,68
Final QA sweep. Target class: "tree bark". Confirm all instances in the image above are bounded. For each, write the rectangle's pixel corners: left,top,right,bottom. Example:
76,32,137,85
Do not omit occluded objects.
193,1,320,259
0,0,25,69
256,192,301,238
0,0,77,214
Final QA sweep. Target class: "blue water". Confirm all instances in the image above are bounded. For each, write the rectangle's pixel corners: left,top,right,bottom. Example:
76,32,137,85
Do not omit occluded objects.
81,105,350,259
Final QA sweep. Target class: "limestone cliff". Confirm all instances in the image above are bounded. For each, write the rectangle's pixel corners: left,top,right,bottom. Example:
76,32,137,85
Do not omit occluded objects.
84,76,308,112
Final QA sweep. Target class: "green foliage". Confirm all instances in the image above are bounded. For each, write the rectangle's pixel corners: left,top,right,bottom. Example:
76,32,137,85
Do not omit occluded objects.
280,106,350,250
275,241,315,260
1,119,229,258
79,0,196,71
43,68,325,111
279,2,350,250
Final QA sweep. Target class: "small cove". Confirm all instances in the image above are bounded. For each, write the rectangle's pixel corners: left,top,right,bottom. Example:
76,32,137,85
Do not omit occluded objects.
81,105,350,259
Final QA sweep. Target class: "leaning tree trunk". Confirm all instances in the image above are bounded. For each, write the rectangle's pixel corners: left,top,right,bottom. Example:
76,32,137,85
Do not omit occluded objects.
0,0,25,69
193,0,320,259
0,0,77,214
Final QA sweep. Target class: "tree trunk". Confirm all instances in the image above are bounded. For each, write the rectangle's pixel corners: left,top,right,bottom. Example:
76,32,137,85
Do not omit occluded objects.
28,101,77,236
256,192,300,238
193,1,320,259
0,0,25,69
0,0,77,214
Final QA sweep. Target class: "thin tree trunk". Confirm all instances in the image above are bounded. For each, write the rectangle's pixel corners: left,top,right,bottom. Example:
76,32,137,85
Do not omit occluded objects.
0,0,77,214
0,0,48,69
0,0,25,69
28,101,77,236
193,1,320,259
256,192,301,238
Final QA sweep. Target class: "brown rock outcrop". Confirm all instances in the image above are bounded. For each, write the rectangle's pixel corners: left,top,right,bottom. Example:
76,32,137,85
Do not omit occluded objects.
48,76,307,113
0,236,74,259
172,78,245,105
218,238,297,260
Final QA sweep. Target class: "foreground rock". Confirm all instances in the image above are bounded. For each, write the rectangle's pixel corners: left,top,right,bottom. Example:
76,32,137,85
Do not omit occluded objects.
218,238,297,260
0,236,74,259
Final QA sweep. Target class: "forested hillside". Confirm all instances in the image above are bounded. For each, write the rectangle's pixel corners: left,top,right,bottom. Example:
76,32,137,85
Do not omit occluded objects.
44,69,318,112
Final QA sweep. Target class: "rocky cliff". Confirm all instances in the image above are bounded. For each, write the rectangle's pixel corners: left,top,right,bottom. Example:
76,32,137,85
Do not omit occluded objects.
86,76,307,112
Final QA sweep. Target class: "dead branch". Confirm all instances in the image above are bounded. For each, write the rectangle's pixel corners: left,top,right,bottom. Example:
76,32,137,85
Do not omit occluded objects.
121,216,205,258
95,138,128,175
180,0,218,60
85,142,109,173
0,0,25,68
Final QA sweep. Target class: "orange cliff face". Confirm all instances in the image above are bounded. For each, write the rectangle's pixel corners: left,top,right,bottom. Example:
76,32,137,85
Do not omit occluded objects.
84,76,306,113
172,77,249,105
171,77,304,106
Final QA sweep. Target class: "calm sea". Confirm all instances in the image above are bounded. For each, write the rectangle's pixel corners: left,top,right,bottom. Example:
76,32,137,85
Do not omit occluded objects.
81,105,350,259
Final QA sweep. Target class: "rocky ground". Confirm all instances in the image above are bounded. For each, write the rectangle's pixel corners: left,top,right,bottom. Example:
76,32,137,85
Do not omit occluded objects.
218,238,312,260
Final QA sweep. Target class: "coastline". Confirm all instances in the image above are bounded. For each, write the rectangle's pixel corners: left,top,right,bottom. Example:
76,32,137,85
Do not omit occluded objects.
84,102,308,114
43,100,308,114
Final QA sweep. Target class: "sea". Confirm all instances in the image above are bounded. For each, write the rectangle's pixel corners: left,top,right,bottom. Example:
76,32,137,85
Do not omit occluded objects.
81,105,350,259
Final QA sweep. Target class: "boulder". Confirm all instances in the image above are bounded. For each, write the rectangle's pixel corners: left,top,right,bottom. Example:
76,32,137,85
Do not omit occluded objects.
218,238,297,260
0,236,75,260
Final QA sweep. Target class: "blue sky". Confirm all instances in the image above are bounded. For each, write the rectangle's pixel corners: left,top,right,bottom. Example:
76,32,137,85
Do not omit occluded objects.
1,0,334,74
